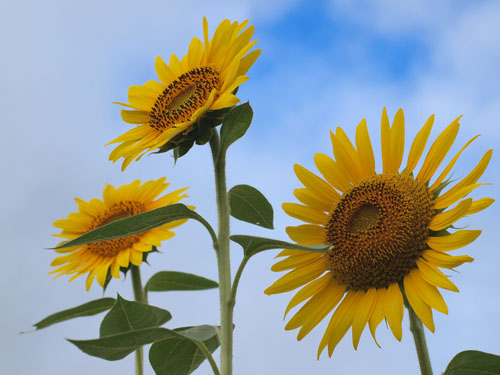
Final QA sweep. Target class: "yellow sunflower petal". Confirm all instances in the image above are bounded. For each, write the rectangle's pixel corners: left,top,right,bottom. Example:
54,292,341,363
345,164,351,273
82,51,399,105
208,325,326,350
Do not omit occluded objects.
330,130,364,182
410,269,448,314
286,225,325,246
352,288,377,349
287,279,345,341
325,290,363,357
271,252,321,272
355,119,375,176
283,273,334,318
428,135,479,191
294,164,340,204
384,282,404,341
434,150,492,208
237,49,262,76
368,287,386,348
404,272,435,332
210,93,241,111
313,153,350,192
416,117,460,184
388,108,405,173
405,114,434,176
416,258,459,292
282,203,329,225
433,183,488,210
427,230,481,251
294,188,332,212
155,56,175,86
429,198,472,231
264,256,328,295
187,37,204,69
422,250,473,269
466,198,495,215
120,109,149,125
381,107,392,174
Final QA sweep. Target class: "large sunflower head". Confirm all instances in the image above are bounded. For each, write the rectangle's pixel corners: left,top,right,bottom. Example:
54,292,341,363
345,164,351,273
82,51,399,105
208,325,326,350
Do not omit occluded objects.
108,17,261,170
51,178,189,290
265,108,493,358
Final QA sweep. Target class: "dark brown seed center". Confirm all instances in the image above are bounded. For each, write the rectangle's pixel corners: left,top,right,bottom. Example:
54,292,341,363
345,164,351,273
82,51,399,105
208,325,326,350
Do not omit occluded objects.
149,66,220,131
326,174,434,290
87,200,146,257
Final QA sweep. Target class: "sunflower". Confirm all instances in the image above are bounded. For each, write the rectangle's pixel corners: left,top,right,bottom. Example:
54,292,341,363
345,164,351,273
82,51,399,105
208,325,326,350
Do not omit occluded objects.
108,17,261,170
265,108,493,358
51,178,189,290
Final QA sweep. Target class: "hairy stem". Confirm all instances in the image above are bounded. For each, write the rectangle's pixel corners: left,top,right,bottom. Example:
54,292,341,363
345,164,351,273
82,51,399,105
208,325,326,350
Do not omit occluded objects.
131,265,147,375
407,304,433,375
209,129,233,375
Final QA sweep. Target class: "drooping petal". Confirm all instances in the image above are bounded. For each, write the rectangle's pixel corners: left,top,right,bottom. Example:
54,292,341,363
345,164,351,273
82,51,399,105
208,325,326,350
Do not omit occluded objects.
422,250,473,269
352,288,377,349
416,258,459,292
404,271,435,332
384,282,404,341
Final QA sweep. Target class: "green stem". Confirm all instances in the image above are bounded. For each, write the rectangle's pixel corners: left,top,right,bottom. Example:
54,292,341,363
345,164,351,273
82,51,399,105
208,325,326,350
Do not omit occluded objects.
407,304,433,375
131,265,147,375
209,129,233,375
229,256,250,308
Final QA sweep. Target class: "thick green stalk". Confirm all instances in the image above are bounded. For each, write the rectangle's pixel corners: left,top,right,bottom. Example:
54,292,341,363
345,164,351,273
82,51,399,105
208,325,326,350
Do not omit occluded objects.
209,130,233,375
407,305,433,375
131,265,147,375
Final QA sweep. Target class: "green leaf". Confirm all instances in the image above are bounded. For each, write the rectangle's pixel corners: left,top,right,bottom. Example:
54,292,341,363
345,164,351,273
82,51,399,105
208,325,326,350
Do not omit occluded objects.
33,298,115,330
230,235,330,257
149,325,219,375
53,203,217,249
69,327,175,361
220,103,253,151
145,271,218,293
228,184,274,229
100,295,171,337
444,350,500,375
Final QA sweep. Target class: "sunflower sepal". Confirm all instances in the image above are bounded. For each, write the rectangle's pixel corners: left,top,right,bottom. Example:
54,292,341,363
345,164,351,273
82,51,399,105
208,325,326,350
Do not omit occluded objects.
228,184,274,229
230,235,330,258
31,298,116,331
153,107,232,160
444,350,500,375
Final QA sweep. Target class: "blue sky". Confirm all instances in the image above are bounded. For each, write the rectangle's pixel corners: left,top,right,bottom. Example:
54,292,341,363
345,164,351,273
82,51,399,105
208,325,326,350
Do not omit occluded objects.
1,0,499,374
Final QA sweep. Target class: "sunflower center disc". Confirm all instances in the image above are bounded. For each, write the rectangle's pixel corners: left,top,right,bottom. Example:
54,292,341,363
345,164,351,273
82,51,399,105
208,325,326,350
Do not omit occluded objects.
326,174,434,290
87,200,146,257
149,66,220,131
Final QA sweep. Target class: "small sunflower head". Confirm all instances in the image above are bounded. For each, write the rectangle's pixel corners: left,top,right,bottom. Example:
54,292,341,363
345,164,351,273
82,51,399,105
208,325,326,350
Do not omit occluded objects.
266,107,493,357
50,178,189,290
108,17,261,170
